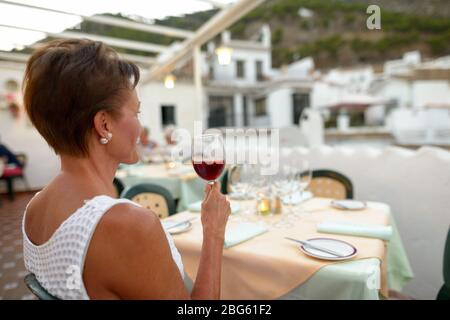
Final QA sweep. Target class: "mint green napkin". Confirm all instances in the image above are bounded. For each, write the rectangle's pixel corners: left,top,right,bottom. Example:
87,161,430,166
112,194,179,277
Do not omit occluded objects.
224,223,268,248
317,221,393,241
187,201,240,214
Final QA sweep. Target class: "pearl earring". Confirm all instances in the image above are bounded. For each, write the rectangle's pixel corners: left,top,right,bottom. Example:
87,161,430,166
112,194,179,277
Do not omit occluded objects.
100,132,112,145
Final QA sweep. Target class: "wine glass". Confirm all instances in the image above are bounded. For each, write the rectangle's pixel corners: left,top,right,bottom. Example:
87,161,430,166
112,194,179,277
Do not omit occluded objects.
192,134,225,185
228,164,255,219
295,159,312,217
270,164,294,229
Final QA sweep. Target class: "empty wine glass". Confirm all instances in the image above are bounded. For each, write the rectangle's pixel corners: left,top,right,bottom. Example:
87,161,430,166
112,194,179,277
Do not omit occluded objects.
295,159,312,217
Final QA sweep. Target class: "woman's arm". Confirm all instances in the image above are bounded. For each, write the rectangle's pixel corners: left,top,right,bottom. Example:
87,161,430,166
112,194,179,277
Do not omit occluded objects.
84,182,230,299
191,182,231,299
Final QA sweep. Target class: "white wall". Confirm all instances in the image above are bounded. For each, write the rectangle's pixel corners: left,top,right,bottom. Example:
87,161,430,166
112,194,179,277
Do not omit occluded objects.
137,80,201,143
0,61,59,192
372,78,411,108
412,80,450,109
267,87,293,127
211,47,271,84
311,81,341,109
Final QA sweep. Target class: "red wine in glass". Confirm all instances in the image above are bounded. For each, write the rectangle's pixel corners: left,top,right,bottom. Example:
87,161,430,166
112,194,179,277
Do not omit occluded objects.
192,160,225,182
192,134,225,184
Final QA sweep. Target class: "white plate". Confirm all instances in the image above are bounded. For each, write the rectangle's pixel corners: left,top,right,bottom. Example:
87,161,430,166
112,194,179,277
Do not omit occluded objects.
162,220,192,235
331,199,367,211
299,238,358,261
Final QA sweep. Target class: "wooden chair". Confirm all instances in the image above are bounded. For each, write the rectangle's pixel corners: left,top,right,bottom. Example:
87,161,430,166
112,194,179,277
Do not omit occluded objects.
308,169,353,200
220,166,241,195
24,274,59,300
121,183,176,219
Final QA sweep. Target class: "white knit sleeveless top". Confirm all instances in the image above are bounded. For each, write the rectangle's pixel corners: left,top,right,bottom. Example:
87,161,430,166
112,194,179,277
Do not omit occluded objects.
22,194,184,300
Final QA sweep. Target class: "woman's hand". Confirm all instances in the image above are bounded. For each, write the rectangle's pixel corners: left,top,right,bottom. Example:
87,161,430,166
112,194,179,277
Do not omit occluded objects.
201,182,231,241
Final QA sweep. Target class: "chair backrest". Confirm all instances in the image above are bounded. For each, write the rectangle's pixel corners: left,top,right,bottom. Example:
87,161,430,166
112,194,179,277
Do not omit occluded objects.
113,177,125,198
309,169,353,200
221,166,240,195
24,274,59,300
221,169,229,194
437,228,450,300
121,183,176,218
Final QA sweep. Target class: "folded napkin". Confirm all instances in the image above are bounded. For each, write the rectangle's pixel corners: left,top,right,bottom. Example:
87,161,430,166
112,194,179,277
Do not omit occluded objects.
224,223,268,248
317,221,393,241
282,191,313,205
187,201,240,214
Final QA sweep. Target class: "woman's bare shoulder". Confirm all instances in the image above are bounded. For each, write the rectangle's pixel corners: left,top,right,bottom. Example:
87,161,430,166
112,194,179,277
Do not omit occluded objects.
85,201,188,299
99,201,161,237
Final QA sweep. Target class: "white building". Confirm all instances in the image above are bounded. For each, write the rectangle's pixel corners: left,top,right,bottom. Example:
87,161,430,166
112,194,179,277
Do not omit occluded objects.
370,52,450,145
141,25,314,140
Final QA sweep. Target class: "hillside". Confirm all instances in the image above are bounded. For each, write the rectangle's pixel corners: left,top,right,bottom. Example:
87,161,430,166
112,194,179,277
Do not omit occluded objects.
27,0,450,69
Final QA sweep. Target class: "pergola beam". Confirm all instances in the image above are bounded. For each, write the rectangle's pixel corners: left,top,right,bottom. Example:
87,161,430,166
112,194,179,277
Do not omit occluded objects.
0,50,155,67
0,51,30,63
0,0,194,39
0,24,168,53
143,0,265,82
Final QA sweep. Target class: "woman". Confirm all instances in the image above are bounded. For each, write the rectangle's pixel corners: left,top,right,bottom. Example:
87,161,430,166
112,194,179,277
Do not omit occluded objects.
21,39,230,299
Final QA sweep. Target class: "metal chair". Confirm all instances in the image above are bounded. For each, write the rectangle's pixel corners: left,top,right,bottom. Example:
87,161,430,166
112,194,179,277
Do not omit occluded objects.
24,274,59,300
309,169,353,200
121,183,176,218
437,228,450,300
113,177,125,198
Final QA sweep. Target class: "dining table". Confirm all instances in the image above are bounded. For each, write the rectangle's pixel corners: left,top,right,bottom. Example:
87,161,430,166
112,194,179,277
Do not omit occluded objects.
116,162,205,211
165,196,414,300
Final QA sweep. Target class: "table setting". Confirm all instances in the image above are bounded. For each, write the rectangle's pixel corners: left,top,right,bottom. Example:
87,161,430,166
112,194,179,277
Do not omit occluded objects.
159,133,413,299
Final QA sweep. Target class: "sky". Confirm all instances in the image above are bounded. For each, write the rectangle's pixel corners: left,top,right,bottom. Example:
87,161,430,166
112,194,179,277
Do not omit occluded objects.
0,0,236,51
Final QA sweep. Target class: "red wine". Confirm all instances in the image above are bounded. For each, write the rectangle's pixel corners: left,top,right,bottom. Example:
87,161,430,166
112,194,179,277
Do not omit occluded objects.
192,160,225,181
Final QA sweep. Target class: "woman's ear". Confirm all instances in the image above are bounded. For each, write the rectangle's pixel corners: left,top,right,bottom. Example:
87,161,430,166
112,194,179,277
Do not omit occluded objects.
93,110,110,138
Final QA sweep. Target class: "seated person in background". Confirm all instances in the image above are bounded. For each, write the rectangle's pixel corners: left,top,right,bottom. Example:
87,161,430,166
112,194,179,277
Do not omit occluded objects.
21,39,230,300
164,125,177,146
137,127,158,161
0,136,23,168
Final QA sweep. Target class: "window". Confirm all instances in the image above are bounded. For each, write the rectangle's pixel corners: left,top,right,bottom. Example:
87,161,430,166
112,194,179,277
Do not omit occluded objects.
255,60,263,81
292,93,310,125
254,97,267,117
208,96,234,128
236,60,245,78
209,64,214,80
161,105,176,126
242,96,249,126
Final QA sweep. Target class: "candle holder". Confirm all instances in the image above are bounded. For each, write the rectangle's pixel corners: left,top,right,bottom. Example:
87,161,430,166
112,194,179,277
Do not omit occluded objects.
272,196,283,215
165,161,176,170
256,193,271,216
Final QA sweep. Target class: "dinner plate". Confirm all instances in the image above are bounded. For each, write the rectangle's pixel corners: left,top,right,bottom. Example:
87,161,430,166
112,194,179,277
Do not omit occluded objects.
161,220,193,235
331,199,367,211
299,237,358,261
